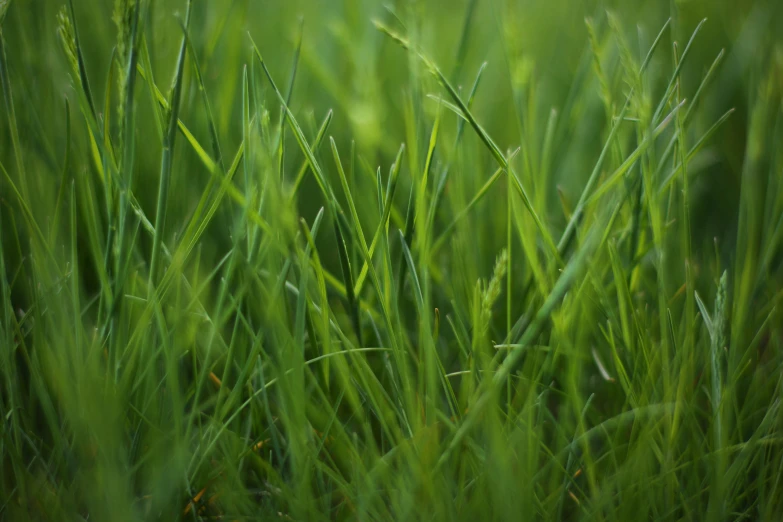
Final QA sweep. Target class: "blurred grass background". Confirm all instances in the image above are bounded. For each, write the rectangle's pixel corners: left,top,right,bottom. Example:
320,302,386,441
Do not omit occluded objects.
1,0,783,520
4,0,779,255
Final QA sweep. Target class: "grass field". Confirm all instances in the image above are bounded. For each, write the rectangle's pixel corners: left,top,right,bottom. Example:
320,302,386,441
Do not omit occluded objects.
1,0,783,520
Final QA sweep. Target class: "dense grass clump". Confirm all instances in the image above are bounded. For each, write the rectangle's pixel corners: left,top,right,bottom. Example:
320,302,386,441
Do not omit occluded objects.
1,0,782,520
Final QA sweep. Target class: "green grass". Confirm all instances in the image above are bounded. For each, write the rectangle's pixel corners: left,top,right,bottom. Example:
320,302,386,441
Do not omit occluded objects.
1,0,783,520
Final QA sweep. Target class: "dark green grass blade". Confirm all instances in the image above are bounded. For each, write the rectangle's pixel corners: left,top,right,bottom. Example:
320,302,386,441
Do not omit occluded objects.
66,0,97,120
149,1,192,290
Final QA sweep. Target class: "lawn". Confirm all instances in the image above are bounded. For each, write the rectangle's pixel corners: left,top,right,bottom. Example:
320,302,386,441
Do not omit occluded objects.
1,0,782,520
